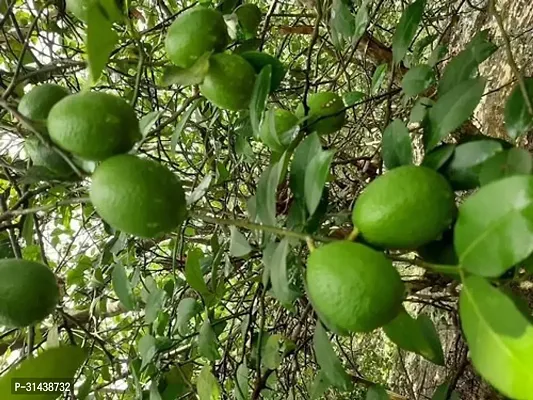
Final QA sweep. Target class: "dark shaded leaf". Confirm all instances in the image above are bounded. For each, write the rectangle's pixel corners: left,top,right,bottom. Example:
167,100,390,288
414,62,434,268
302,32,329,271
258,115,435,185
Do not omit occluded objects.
392,0,426,64
199,318,221,361
422,144,455,170
256,154,286,226
309,370,331,399
139,334,157,369
197,365,221,400
431,383,460,400
234,362,249,400
371,63,388,94
479,148,533,186
353,1,369,42
504,77,533,139
185,248,209,294
330,0,355,49
290,133,322,201
382,119,413,169
401,64,434,97
305,149,334,215
366,385,390,400
140,111,162,138
343,91,366,106
250,65,272,138
409,96,433,123
176,298,200,336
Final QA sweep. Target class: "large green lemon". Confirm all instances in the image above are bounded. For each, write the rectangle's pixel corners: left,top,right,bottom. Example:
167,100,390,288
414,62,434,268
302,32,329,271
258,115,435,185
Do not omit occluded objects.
47,92,141,161
306,241,404,333
25,137,73,177
241,51,286,92
90,155,187,238
199,53,256,111
17,84,70,122
296,92,345,134
353,165,455,249
0,259,60,328
259,108,298,152
165,7,229,69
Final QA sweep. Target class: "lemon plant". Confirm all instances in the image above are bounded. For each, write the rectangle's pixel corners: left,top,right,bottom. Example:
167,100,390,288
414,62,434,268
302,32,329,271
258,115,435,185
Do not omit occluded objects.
2,1,533,400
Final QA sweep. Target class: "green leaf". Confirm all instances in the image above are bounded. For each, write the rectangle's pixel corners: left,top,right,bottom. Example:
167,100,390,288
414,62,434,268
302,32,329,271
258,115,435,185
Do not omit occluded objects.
150,380,163,400
365,385,390,400
425,77,486,150
431,383,460,400
187,173,214,205
76,370,93,400
371,63,388,94
409,96,433,123
428,44,447,68
139,334,157,369
185,248,209,294
504,77,533,139
162,52,211,86
305,149,334,215
438,30,497,96
234,362,249,400
313,322,351,391
459,275,533,399
480,148,533,186
112,262,135,311
309,370,331,399
140,111,162,138
176,298,200,336
197,366,221,400
171,98,201,156
22,214,34,245
401,64,434,97
86,4,118,84
382,119,413,170
250,65,272,139
353,1,369,42
454,175,533,277
329,0,355,49
145,286,166,324
343,91,365,107
0,346,86,400
256,153,286,226
269,238,296,305
290,133,322,201
422,144,455,170
229,226,252,257
199,318,221,361
392,0,426,64
384,307,444,365
262,334,281,370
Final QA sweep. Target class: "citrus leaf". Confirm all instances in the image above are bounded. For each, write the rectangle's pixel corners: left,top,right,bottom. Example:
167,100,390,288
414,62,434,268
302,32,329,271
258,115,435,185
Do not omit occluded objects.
329,0,355,49
199,318,221,361
0,347,86,400
112,262,135,311
234,362,249,400
176,298,200,336
149,380,163,400
382,119,413,169
76,370,93,400
305,149,334,215
504,77,533,139
229,226,252,257
250,65,272,139
459,275,533,399
454,175,533,277
262,334,281,370
313,321,351,391
269,238,296,306
431,383,460,400
171,98,201,156
438,30,497,96
343,91,365,106
309,370,331,399
422,144,455,170
353,1,369,42
365,385,389,400
401,64,434,97
185,248,209,294
384,307,444,365
425,77,486,150
392,0,426,64
140,111,162,138
256,153,286,226
371,63,388,94
138,334,157,369
162,52,211,87
480,148,533,186
290,133,322,201
197,365,221,400
409,96,433,123
86,4,118,84
145,286,166,324
187,173,214,205
22,213,34,245
428,44,448,68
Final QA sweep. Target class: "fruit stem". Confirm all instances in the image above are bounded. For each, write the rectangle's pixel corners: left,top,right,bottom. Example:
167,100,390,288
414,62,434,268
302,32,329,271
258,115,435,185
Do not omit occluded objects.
347,227,359,241
306,237,316,252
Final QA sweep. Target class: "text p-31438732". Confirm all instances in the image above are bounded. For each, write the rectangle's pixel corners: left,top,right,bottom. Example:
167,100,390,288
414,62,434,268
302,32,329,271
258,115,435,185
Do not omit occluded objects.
11,378,73,395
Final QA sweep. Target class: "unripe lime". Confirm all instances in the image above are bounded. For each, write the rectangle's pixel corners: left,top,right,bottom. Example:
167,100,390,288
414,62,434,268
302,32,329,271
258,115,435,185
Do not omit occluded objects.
90,155,187,238
165,7,229,69
353,165,455,249
0,259,60,328
306,241,404,333
47,92,141,161
296,92,345,134
17,84,70,121
199,53,256,111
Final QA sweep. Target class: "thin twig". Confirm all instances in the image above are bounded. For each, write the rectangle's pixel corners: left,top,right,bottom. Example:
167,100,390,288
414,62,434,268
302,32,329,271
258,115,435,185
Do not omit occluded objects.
0,197,90,223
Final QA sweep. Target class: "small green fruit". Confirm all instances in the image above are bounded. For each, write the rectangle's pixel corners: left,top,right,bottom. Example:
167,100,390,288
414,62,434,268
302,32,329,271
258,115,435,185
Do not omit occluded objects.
17,84,70,121
296,92,345,134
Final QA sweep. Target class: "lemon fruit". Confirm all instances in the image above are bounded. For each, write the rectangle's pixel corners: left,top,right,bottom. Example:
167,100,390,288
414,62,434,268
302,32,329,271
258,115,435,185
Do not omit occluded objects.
90,154,187,238
165,7,229,69
306,241,404,333
0,259,60,328
296,92,345,134
235,4,262,38
199,53,256,111
259,108,298,152
353,165,455,249
25,137,73,177
241,51,286,92
17,84,70,122
47,92,141,161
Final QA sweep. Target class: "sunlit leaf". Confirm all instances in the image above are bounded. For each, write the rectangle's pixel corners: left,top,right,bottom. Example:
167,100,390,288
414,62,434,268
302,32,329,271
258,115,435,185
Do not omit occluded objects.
250,65,272,139
229,226,252,257
86,4,118,84
139,334,157,369
140,111,162,138
112,262,135,311
305,149,334,215
480,148,533,186
197,366,221,400
185,248,209,294
199,318,221,361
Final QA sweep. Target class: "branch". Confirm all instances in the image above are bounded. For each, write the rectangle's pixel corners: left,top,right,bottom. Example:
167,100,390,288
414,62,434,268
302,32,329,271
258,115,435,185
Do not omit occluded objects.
0,197,90,224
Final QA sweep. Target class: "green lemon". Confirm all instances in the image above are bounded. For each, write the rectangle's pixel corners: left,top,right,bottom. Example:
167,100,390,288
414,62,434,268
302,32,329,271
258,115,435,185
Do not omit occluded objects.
47,91,141,161
90,154,187,238
241,51,286,92
199,53,256,111
0,259,60,328
306,241,404,333
165,7,229,69
296,92,345,134
24,137,73,177
17,84,70,122
353,165,455,249
235,4,262,38
259,108,298,152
